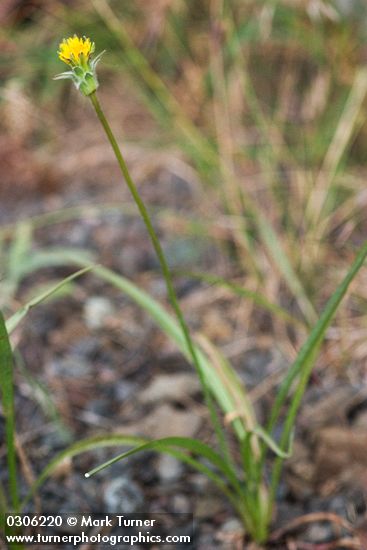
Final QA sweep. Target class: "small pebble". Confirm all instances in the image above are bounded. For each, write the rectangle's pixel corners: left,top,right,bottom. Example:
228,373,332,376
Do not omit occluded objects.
104,477,144,513
84,296,114,330
156,454,183,483
172,495,191,514
304,522,333,543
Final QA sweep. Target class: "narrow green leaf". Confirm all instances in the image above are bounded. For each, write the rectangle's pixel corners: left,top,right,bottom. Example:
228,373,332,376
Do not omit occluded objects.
251,426,292,459
21,435,240,513
14,247,94,280
0,311,19,511
21,435,144,509
6,266,94,334
197,336,289,459
240,433,255,481
85,436,242,494
268,240,367,433
268,240,367,517
7,223,32,284
256,216,317,325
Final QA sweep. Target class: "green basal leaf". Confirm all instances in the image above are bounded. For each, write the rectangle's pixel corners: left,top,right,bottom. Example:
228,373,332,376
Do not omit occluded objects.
21,435,241,513
85,436,242,494
0,312,19,511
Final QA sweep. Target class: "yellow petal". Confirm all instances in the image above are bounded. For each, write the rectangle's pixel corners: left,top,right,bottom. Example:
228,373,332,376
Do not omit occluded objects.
58,35,95,66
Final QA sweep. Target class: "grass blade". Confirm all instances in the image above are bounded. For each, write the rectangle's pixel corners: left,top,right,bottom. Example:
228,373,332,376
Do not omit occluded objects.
268,240,367,433
13,247,94,280
6,266,94,334
7,223,32,286
307,67,367,230
0,311,19,511
85,436,241,494
20,435,144,508
268,239,367,514
21,435,239,513
256,215,318,325
197,335,290,459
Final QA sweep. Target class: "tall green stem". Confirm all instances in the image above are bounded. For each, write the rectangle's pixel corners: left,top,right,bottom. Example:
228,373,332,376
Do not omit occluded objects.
89,92,230,459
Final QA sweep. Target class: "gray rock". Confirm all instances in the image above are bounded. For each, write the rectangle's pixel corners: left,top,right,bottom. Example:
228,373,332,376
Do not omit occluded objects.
48,356,91,378
114,381,137,402
197,532,218,549
139,373,200,404
156,454,183,483
172,494,191,514
238,349,274,387
84,296,114,330
104,477,144,513
216,518,245,549
195,495,224,519
125,404,201,439
71,337,100,359
190,474,210,491
219,518,244,536
304,522,333,543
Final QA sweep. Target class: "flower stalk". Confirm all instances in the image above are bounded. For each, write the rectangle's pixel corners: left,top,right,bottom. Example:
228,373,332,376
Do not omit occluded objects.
88,90,230,459
55,35,232,461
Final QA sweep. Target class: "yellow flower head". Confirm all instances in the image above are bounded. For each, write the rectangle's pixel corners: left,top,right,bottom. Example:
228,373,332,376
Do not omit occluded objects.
58,35,95,66
55,35,104,96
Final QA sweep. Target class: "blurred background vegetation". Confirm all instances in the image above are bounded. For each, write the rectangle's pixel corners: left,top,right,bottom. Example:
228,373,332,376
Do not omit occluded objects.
1,3,367,543
1,0,367,373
